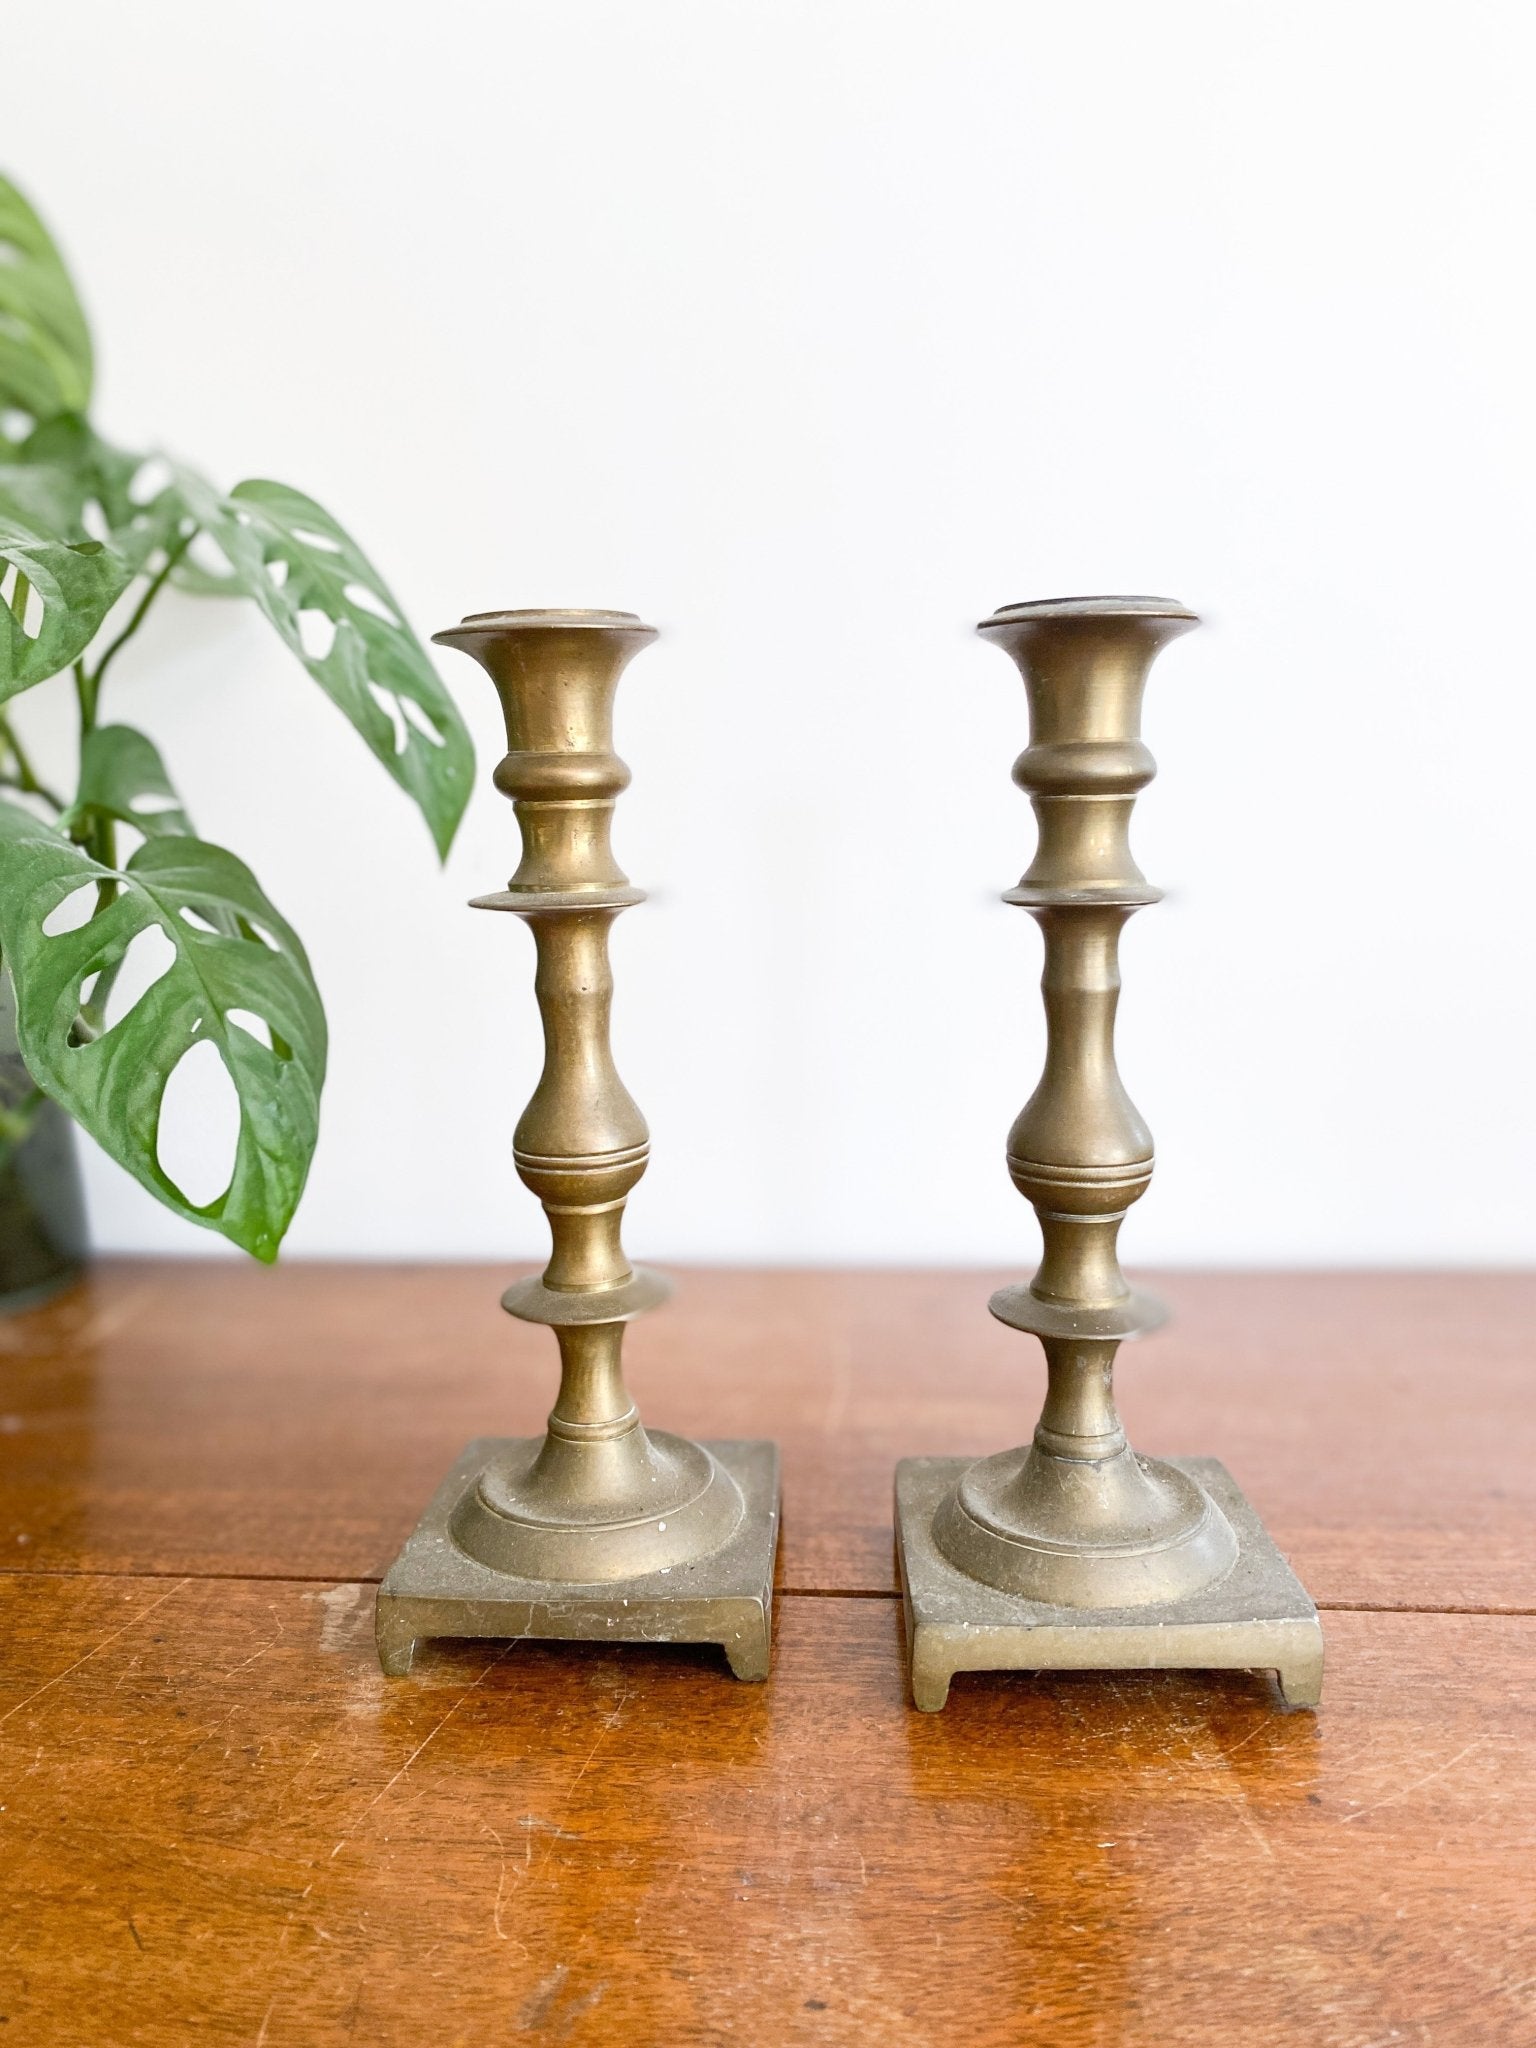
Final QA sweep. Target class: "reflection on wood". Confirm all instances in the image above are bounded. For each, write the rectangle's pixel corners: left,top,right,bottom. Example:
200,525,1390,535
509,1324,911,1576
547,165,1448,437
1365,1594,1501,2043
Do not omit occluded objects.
0,1581,1531,2045
0,1263,1530,1606
0,1264,1531,2045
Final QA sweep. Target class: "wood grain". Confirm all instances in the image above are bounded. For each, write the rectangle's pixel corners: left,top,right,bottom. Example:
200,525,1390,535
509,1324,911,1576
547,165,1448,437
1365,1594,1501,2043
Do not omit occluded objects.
1,1263,1531,1606
2,1264,1532,2046
0,1574,1531,2048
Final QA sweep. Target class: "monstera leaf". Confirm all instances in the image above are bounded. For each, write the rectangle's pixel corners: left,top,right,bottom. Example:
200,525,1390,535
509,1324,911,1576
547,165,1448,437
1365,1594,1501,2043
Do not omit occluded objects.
0,177,93,425
0,453,87,535
179,474,472,856
0,503,130,700
10,415,193,575
0,797,326,1261
64,723,195,842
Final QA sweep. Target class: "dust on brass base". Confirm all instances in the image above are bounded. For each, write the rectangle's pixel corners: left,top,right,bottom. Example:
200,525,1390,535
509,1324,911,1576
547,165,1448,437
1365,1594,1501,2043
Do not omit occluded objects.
895,1455,1323,1713
377,1437,779,1681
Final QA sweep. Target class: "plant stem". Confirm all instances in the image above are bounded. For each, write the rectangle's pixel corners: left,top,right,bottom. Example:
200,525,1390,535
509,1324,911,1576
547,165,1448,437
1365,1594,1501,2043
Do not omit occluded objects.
73,659,94,743
56,533,197,1049
76,820,121,1040
0,575,67,806
0,716,64,811
85,526,195,714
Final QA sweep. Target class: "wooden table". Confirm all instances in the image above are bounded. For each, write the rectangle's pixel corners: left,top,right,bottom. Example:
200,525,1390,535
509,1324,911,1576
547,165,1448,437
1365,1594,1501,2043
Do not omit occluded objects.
1,1263,1532,2046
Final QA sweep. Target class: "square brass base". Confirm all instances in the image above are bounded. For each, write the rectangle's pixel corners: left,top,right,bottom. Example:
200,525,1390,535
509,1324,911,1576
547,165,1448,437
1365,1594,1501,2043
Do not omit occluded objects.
895,1455,1323,1712
377,1437,780,1680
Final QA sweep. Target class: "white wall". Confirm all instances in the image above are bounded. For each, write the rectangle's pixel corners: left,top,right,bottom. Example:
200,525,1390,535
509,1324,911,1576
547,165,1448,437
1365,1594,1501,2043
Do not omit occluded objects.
8,0,1534,1267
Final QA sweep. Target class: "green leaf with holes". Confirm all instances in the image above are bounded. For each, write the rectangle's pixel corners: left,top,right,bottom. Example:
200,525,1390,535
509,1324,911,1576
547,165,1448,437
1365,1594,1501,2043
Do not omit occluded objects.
0,177,93,425
0,454,84,535
63,723,195,841
9,414,194,575
0,501,131,700
0,796,326,1261
179,474,473,856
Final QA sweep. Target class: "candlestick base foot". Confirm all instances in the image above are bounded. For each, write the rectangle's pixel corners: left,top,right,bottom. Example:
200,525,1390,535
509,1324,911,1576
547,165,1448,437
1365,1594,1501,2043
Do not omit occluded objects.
896,1455,1322,1713
377,1436,779,1681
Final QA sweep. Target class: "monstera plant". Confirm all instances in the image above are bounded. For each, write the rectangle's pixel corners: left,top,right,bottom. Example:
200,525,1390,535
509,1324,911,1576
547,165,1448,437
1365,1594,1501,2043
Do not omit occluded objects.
0,174,472,1273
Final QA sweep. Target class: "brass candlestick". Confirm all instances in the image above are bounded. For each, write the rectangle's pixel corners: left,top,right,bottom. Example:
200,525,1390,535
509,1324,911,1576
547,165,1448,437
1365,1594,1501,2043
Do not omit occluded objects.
895,596,1323,1712
376,609,779,1680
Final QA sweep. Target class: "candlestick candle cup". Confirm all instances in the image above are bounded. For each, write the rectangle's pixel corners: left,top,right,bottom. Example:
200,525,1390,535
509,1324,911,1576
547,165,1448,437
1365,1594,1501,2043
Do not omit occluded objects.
894,596,1323,1713
376,610,779,1681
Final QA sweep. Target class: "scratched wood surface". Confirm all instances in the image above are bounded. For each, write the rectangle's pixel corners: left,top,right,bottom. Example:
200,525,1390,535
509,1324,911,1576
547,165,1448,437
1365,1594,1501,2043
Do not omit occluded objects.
2,1263,1534,2046
0,1263,1531,1607
0,1580,1532,2048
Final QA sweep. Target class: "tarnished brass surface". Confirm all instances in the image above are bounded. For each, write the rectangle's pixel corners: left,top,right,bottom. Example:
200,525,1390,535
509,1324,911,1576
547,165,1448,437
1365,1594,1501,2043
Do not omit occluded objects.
898,1457,1323,1713
377,1437,778,1680
377,609,779,1678
897,595,1322,1706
